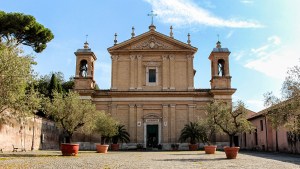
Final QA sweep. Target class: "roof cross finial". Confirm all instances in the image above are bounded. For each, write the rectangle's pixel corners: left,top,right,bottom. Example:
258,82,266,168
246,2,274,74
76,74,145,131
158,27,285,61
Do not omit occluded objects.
114,33,118,45
131,26,135,38
216,34,221,48
84,34,89,49
147,10,157,26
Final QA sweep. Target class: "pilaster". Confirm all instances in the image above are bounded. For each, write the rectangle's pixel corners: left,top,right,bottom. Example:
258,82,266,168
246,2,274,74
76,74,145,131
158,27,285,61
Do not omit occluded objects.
130,55,135,90
111,55,118,90
136,104,143,142
169,104,176,142
129,104,136,142
162,55,168,90
137,55,142,90
188,104,196,122
162,104,169,143
187,55,194,90
169,55,175,90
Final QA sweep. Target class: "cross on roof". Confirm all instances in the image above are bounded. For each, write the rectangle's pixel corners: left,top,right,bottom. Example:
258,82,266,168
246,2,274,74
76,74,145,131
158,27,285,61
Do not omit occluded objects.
147,10,157,25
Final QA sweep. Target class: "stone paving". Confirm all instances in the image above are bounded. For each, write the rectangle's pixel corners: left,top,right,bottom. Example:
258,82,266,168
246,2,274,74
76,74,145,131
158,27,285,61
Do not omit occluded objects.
0,150,299,169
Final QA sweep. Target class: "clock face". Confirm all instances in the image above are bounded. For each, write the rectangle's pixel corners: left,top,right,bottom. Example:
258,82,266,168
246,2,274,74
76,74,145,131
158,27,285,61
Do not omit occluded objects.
149,41,155,48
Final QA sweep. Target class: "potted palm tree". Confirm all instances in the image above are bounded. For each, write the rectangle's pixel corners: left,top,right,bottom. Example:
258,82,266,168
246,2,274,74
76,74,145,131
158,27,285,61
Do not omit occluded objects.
206,100,253,159
94,112,118,153
43,91,97,156
111,124,130,151
179,122,206,151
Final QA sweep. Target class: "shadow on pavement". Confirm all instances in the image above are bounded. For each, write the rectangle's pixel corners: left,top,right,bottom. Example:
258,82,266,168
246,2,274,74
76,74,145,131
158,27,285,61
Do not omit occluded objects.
154,157,227,163
240,150,300,166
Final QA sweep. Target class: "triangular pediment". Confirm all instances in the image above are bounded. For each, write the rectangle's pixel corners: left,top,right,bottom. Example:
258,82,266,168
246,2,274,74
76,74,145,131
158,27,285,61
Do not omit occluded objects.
108,30,197,53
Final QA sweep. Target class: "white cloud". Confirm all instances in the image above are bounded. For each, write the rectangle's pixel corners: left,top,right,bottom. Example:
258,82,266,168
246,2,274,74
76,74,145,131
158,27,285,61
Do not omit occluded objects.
144,0,262,28
232,50,246,61
240,0,254,4
268,36,281,45
244,35,298,80
245,99,264,112
226,30,234,39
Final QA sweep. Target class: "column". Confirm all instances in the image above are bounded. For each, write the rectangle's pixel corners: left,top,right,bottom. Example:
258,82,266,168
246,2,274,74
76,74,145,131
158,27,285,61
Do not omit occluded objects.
129,104,136,142
130,55,135,90
225,57,230,76
111,104,117,117
169,104,176,142
188,104,196,122
169,55,175,90
162,104,169,143
137,55,142,90
111,55,118,90
187,55,194,90
136,104,143,143
162,55,168,90
213,58,218,77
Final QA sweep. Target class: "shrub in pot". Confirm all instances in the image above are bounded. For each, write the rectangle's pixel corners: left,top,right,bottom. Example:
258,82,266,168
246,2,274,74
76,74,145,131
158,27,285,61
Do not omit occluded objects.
94,112,118,153
197,119,219,154
111,124,130,151
179,122,207,151
206,100,253,159
43,91,97,156
171,143,179,151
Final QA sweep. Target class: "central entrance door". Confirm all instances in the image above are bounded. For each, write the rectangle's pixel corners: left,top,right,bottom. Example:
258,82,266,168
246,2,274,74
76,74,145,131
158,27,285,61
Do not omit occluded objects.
146,125,158,148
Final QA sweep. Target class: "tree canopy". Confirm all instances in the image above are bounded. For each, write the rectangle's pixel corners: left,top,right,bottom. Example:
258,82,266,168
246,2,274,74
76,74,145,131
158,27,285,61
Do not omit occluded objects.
264,62,300,152
43,91,98,143
0,43,34,122
206,100,253,147
0,11,54,53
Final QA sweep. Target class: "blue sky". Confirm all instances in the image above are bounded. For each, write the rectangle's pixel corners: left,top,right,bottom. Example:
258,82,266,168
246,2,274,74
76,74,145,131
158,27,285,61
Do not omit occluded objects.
1,0,299,112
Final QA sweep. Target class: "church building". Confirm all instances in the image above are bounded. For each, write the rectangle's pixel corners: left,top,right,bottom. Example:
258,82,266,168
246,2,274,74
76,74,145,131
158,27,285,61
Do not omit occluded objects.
73,23,236,148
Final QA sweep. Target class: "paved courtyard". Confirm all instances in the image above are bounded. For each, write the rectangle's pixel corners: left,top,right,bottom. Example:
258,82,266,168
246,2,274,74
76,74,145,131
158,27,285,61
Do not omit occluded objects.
0,150,299,169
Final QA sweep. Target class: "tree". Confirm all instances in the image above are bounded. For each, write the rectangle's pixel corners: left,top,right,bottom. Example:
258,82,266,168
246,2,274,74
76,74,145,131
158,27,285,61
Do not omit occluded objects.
112,124,130,144
14,83,43,150
48,73,62,99
0,43,33,122
206,100,253,147
197,119,219,145
264,63,300,152
0,11,54,53
94,112,118,144
179,122,207,145
43,91,98,143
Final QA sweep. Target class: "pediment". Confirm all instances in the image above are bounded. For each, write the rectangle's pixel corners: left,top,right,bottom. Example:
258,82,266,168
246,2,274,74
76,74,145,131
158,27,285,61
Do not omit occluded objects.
108,30,197,53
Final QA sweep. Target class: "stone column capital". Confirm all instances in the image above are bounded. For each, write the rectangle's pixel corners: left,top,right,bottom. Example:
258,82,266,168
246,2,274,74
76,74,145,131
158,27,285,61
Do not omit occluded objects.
111,55,119,60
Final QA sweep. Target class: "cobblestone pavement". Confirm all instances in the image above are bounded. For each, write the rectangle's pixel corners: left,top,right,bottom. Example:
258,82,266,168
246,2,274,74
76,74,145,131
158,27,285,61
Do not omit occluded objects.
0,150,299,169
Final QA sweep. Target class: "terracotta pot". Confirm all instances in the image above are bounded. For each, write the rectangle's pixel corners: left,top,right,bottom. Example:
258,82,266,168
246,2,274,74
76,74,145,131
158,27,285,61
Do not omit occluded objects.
60,143,79,156
111,144,119,151
224,146,240,159
96,144,109,153
204,145,217,154
188,144,198,151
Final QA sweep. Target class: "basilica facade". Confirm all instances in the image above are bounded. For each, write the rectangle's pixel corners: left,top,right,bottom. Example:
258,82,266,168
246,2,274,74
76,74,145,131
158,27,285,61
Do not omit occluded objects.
74,24,236,148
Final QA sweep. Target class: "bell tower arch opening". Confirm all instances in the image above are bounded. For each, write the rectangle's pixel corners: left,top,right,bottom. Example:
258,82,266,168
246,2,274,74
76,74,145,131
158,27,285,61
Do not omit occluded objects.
74,41,97,90
209,41,231,89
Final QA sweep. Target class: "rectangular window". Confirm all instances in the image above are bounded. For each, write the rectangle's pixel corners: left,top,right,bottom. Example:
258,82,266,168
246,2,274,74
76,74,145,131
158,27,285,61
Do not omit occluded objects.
260,120,263,131
149,69,156,83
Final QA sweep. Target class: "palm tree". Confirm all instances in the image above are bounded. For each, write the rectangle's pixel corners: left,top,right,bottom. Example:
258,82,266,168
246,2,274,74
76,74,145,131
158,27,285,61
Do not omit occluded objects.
179,122,207,145
112,125,130,144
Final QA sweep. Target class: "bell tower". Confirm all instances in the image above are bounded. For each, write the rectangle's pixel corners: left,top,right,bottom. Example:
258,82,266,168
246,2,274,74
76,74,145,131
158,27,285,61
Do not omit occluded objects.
209,41,231,89
74,41,97,90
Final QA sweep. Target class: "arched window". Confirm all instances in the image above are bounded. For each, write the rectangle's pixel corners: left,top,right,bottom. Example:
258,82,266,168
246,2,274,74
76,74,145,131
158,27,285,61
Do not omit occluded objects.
218,59,225,76
80,60,88,77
